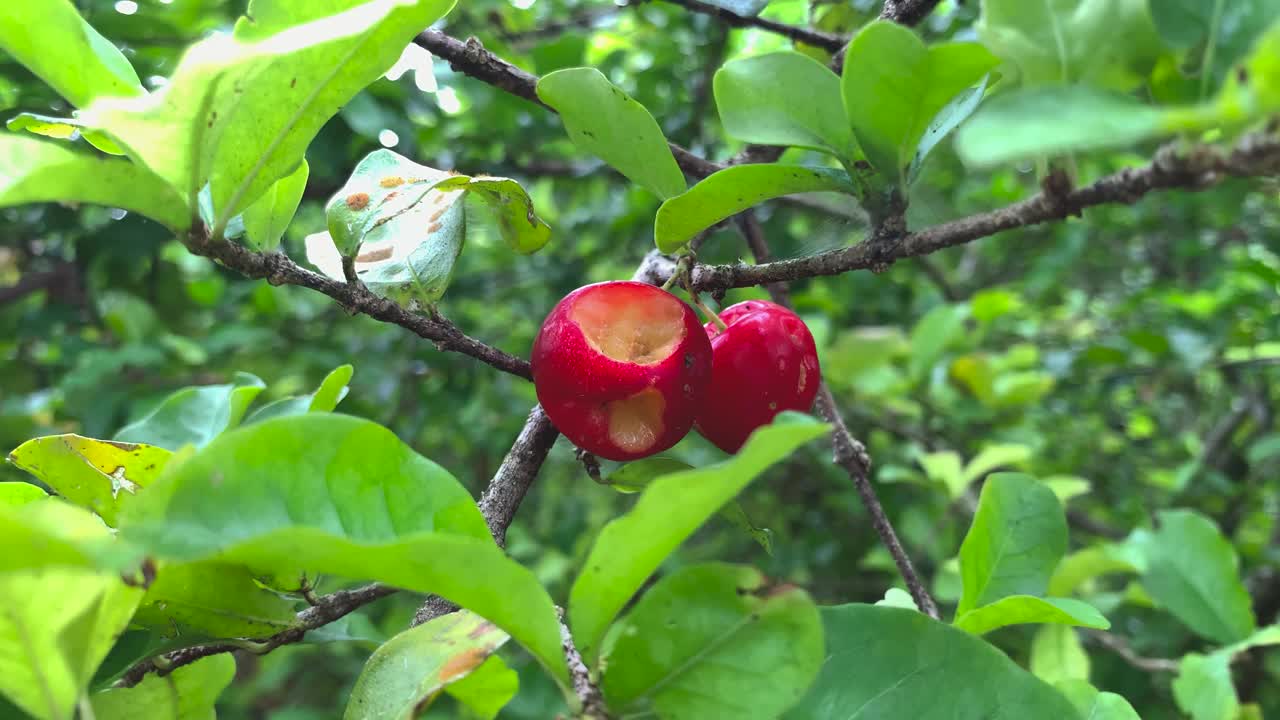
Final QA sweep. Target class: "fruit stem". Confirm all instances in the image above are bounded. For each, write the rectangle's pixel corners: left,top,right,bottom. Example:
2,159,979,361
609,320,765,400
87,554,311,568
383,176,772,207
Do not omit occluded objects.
689,290,727,331
660,254,691,292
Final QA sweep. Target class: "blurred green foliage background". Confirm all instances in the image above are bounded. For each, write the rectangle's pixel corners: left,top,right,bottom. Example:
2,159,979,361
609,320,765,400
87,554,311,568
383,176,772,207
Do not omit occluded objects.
1,0,1277,717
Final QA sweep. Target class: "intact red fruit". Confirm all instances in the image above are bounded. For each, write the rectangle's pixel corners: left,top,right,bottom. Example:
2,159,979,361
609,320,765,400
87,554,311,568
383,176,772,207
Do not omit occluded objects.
531,281,713,461
695,300,821,454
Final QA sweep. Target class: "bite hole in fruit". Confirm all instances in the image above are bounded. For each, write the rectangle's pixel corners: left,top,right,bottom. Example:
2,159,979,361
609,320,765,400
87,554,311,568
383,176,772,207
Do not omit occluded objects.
606,388,665,454
570,288,686,365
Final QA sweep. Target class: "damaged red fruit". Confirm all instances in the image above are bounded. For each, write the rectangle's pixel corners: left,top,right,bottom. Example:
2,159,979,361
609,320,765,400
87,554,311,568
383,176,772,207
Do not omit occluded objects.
531,281,713,461
695,300,821,454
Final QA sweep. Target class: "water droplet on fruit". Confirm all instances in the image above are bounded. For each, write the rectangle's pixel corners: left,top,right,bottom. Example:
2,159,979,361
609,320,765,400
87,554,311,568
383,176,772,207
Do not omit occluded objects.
777,358,786,371
768,402,778,411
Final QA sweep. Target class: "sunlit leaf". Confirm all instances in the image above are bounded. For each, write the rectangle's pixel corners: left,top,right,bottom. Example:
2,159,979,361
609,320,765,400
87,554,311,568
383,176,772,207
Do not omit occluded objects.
537,67,686,199
569,412,827,663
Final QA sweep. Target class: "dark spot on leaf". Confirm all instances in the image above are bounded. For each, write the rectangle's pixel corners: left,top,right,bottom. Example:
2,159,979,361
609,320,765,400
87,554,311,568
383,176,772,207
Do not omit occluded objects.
290,77,297,88
1237,67,1250,84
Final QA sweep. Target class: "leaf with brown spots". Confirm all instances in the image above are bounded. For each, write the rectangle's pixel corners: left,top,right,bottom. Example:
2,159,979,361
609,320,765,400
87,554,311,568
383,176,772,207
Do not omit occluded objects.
344,610,514,720
324,149,452,255
8,434,171,526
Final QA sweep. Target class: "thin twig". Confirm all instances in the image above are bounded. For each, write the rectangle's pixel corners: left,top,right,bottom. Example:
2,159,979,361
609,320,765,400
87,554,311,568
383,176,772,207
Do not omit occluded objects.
117,583,396,687
184,226,531,380
1083,630,1181,673
414,31,721,180
736,213,940,619
658,0,844,51
815,367,939,618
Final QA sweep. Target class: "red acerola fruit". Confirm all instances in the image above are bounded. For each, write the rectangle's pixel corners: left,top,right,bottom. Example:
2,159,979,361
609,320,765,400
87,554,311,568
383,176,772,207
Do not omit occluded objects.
531,281,713,461
695,300,821,454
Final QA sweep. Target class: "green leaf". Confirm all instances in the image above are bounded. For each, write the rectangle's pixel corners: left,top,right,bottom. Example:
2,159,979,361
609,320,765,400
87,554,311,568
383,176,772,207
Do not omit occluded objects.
0,502,144,720
1173,652,1237,720
602,457,694,493
719,500,775,556
1142,509,1255,644
1220,624,1280,656
0,499,141,575
1042,475,1092,504
90,654,235,720
242,159,309,252
306,189,466,304
1030,625,1090,685
344,610,510,720
0,0,143,107
1169,627,1280,720
569,412,828,663
133,560,299,641
453,175,552,254
917,450,964,498
308,364,355,412
323,149,454,255
601,563,823,719
0,135,189,231
7,434,170,526
1055,681,1141,720
653,164,858,252
7,113,125,155
113,372,266,451
85,0,457,223
1048,545,1138,596
908,303,967,379
119,414,568,686
976,0,1163,89
957,473,1067,615
244,364,354,423
603,459,772,553
713,51,856,158
0,482,48,507
955,86,1194,167
960,444,1033,488
785,605,1081,719
536,67,686,199
841,21,997,185
442,655,519,720
875,587,919,611
908,74,989,181
1149,0,1280,93
953,595,1109,635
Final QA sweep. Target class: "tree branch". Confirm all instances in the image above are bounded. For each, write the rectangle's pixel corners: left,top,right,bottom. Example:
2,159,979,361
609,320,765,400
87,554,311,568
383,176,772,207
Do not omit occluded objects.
184,227,532,380
414,31,721,180
559,607,610,718
658,0,844,51
736,213,940,619
672,132,1280,292
411,404,560,626
879,0,944,25
117,582,396,687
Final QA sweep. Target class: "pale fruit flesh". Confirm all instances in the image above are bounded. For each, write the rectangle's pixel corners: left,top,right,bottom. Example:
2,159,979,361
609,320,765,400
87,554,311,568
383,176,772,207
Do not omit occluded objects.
569,290,687,365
